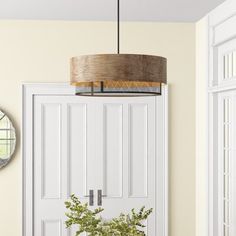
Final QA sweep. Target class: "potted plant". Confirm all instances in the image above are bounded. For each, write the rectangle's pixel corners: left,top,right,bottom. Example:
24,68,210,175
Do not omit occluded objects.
65,194,153,236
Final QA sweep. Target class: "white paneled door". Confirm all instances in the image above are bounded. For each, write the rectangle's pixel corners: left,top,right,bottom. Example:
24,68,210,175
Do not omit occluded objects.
31,94,166,236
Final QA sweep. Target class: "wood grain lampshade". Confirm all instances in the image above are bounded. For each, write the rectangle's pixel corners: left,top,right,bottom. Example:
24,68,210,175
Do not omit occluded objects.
70,0,167,96
70,54,167,96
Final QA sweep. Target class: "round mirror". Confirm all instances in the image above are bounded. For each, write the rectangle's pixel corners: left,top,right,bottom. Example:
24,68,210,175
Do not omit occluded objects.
0,110,16,169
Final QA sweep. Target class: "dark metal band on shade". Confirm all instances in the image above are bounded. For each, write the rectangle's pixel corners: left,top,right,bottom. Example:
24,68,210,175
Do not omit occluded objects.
74,81,162,96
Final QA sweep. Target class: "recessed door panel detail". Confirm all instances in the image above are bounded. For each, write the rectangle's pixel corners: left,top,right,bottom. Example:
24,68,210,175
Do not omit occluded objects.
222,98,231,235
41,104,62,200
68,104,87,196
223,51,236,80
213,38,236,86
128,104,148,198
42,220,61,236
68,226,86,236
103,104,123,198
218,93,236,236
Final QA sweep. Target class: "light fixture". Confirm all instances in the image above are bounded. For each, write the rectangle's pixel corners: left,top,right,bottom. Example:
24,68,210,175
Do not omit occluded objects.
70,0,167,96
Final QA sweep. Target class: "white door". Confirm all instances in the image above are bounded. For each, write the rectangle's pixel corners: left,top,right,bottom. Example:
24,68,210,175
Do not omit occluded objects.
207,1,236,235
217,91,236,236
33,95,164,236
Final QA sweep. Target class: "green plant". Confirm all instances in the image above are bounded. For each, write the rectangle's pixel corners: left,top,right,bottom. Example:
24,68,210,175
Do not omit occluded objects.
65,194,153,236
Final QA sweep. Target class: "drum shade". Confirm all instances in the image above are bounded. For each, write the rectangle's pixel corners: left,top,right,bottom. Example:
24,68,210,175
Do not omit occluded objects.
70,54,167,95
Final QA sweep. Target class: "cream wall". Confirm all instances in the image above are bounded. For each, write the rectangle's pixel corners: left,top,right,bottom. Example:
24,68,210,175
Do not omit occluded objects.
0,21,195,236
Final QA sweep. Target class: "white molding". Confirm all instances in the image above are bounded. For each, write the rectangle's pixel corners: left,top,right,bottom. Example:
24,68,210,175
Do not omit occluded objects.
208,84,236,93
207,1,236,235
206,15,210,236
164,85,169,236
22,83,168,236
22,85,33,236
209,0,236,27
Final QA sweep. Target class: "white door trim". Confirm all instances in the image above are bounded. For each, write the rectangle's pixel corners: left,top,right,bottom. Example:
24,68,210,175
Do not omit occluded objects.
22,83,168,236
207,1,236,235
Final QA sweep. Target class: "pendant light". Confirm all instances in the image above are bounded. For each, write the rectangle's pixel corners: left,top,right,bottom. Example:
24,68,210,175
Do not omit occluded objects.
70,0,167,96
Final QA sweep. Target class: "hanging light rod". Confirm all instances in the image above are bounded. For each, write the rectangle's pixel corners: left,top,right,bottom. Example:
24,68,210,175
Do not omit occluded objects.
117,0,120,54
70,0,167,96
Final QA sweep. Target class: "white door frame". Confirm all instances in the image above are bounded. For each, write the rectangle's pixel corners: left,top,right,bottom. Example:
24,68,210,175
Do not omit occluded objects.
207,0,236,235
22,83,168,236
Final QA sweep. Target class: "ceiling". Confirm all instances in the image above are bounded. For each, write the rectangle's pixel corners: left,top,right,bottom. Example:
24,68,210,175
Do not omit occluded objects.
0,0,226,22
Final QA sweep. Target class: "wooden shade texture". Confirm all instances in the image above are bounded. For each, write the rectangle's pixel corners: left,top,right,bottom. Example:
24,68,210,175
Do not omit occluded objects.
70,54,167,94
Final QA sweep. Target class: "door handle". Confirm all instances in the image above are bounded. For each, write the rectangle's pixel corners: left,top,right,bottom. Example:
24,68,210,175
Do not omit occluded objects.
97,189,107,206
85,190,94,206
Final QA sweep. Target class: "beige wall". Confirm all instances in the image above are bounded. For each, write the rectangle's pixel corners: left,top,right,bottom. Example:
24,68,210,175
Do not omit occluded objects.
195,17,208,236
0,21,195,236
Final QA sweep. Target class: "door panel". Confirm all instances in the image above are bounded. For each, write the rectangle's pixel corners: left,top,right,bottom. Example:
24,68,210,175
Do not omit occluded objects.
218,92,236,236
103,103,123,198
34,98,68,236
129,103,148,198
100,98,156,235
42,220,62,236
34,96,159,236
67,103,87,196
41,103,62,200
